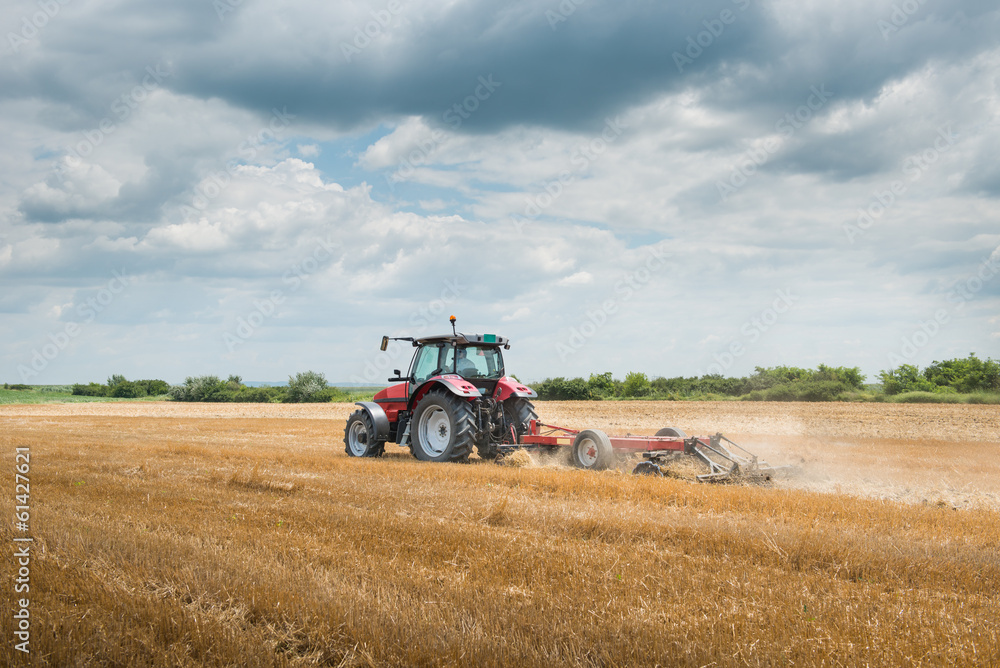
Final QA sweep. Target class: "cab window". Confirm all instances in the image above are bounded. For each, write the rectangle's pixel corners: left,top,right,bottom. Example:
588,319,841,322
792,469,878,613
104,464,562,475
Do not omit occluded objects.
454,346,503,379
411,344,444,383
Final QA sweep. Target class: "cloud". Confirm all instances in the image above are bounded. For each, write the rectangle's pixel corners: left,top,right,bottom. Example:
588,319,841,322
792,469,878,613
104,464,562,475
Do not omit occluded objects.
558,272,593,287
1,0,998,383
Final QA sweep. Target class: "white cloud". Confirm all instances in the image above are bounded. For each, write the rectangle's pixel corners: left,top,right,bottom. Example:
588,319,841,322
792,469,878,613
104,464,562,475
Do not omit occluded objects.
502,307,530,322
558,271,593,286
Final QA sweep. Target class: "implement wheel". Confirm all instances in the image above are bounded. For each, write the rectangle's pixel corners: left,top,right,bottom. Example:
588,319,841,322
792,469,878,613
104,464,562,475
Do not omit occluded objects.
655,427,687,438
571,429,615,470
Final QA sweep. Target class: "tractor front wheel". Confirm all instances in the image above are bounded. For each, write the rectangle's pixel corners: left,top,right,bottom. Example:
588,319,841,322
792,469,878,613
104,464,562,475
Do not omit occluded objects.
412,390,475,462
344,409,385,458
570,429,615,470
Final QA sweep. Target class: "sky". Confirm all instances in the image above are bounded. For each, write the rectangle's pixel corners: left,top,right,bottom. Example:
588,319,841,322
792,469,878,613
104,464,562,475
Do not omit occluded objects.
2,0,998,386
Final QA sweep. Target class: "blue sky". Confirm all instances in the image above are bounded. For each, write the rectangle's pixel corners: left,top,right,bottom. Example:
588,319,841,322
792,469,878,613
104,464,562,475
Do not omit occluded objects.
2,0,998,385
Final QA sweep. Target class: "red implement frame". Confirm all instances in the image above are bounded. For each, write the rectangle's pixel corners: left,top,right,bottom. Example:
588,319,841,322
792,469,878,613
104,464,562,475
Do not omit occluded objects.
518,420,785,483
520,420,687,453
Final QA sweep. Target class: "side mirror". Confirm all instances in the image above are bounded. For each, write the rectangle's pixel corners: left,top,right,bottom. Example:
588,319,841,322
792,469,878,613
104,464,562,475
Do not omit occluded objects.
393,369,401,376
380,336,388,351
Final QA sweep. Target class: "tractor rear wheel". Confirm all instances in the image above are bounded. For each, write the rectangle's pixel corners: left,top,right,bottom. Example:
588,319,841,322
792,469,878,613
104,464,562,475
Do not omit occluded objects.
412,390,475,462
344,409,385,458
571,429,615,470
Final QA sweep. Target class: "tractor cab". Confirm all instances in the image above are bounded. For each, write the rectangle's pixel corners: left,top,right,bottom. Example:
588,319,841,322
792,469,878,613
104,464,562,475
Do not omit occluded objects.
405,333,508,397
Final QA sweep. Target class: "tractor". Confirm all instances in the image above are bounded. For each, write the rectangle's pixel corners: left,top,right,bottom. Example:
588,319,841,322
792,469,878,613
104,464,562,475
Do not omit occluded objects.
344,316,537,462
345,317,788,483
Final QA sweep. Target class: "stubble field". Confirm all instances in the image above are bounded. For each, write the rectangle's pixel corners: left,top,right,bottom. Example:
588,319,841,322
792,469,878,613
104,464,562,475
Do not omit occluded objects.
2,401,999,666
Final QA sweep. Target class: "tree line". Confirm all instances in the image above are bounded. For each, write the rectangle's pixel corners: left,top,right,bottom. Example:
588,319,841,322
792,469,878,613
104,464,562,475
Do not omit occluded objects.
55,354,999,403
533,355,1000,402
71,371,354,403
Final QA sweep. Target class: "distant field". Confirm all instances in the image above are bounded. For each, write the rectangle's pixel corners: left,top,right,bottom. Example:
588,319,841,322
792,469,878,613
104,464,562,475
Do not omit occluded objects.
0,386,171,405
0,386,383,405
2,401,998,666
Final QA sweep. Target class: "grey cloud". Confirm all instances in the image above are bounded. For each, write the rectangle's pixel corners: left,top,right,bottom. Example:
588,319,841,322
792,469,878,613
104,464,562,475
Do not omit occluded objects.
8,1,995,136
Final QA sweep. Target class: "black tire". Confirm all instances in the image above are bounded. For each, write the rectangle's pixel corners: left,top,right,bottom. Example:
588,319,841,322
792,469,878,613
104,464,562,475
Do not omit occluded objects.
412,390,475,462
478,397,539,460
344,409,385,458
633,461,664,477
507,398,538,435
571,429,615,470
656,427,687,438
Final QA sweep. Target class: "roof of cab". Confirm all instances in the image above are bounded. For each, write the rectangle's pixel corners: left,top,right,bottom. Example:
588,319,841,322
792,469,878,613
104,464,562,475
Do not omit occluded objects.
414,333,508,347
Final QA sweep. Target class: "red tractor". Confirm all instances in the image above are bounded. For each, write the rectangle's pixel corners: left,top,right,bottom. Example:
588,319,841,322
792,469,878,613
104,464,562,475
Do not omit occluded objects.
344,317,538,462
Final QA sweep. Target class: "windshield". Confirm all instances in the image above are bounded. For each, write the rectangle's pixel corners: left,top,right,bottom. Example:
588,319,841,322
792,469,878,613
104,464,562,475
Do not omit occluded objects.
446,345,504,379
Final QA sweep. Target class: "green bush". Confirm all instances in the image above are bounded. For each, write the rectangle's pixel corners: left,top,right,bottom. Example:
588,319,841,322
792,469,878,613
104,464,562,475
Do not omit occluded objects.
170,376,227,402
888,391,965,404
922,355,999,393
169,376,290,403
71,376,169,398
137,379,170,396
649,375,748,397
795,380,851,401
742,380,850,402
587,372,618,398
109,381,146,398
304,387,344,403
621,371,651,398
965,393,1000,405
7,384,31,391
534,377,592,400
285,371,328,403
229,386,285,403
72,383,107,396
879,364,934,395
